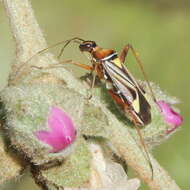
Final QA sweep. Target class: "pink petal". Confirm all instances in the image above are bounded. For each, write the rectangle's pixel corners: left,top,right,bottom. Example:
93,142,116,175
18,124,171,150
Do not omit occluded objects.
157,100,183,134
35,106,77,153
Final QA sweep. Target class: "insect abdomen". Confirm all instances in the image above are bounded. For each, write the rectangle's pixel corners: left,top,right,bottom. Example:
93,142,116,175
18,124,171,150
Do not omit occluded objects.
108,89,151,126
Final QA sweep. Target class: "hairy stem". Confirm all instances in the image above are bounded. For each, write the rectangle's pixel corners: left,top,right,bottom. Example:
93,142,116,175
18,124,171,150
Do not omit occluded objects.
105,118,180,190
2,0,181,190
3,0,47,63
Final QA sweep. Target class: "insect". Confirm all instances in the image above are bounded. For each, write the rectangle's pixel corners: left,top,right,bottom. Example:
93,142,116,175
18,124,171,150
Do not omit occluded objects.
23,37,157,178
79,40,152,126
53,37,156,126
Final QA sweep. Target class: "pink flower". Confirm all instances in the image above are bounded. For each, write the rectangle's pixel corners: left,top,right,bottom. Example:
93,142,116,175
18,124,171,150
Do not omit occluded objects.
35,106,77,153
157,100,183,134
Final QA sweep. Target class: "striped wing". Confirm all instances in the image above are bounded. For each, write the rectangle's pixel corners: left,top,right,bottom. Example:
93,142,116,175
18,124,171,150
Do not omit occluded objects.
102,60,151,125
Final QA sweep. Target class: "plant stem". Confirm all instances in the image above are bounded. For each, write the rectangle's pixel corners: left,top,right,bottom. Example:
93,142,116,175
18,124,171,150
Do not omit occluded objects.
3,0,47,63
2,0,182,190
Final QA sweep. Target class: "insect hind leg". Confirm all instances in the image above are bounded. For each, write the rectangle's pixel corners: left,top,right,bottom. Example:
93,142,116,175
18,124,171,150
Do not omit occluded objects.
119,44,157,102
133,122,154,180
119,44,132,64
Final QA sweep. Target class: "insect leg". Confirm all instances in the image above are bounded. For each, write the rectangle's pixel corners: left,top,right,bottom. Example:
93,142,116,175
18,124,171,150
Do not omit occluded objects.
119,44,131,64
60,61,95,98
30,59,93,71
32,60,95,98
10,60,93,85
61,60,93,71
120,44,157,102
108,89,153,178
133,123,154,180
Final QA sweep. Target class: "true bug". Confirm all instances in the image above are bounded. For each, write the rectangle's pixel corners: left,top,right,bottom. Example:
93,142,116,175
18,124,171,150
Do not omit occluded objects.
53,37,157,126
79,40,152,126
22,37,157,178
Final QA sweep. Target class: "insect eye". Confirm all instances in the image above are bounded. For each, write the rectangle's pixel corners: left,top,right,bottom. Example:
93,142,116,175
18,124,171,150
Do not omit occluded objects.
91,42,96,47
86,44,91,47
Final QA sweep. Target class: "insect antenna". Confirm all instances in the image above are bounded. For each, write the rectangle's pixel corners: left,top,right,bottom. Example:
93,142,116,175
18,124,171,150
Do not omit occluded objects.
57,37,84,59
12,37,85,84
25,37,85,64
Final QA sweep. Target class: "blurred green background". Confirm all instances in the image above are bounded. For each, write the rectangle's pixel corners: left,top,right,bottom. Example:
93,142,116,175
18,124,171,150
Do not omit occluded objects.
0,0,189,189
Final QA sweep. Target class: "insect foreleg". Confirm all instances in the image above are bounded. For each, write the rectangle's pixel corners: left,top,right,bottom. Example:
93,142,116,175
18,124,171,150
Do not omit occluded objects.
31,60,93,71
62,60,93,71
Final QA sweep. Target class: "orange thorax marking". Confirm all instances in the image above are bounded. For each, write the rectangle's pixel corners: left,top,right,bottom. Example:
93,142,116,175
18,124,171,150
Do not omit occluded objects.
92,47,115,60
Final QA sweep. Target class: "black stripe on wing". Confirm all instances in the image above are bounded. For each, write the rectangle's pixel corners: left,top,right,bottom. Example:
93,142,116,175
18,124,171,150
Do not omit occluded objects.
102,60,151,125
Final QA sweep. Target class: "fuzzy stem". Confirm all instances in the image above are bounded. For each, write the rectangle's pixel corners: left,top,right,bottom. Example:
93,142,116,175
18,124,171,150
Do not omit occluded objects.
104,116,180,190
2,0,181,190
0,133,23,185
3,0,47,63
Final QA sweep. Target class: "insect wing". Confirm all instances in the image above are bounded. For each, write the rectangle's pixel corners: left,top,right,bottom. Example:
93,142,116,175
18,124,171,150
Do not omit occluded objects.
102,60,151,125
